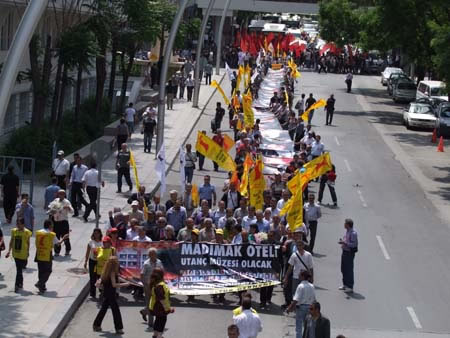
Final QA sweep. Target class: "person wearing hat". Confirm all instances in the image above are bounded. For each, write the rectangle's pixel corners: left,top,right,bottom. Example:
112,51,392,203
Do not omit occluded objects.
107,227,120,247
191,228,200,243
95,236,116,280
47,190,74,256
213,228,228,244
52,150,70,190
129,200,144,223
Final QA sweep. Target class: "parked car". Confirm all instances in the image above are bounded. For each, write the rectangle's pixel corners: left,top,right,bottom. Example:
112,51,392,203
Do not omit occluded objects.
393,80,417,102
381,67,403,86
403,102,436,129
387,72,410,95
416,80,449,101
435,102,450,137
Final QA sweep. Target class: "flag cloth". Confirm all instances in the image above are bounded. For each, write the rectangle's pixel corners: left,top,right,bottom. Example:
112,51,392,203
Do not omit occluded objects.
301,98,327,122
195,131,236,172
129,151,140,190
268,42,274,55
249,157,265,210
287,153,333,194
211,80,231,106
239,153,254,197
191,183,199,207
223,134,235,152
230,170,240,189
232,93,241,110
286,185,304,231
225,62,234,82
179,145,186,192
243,91,255,128
245,64,251,88
284,90,289,106
155,142,166,197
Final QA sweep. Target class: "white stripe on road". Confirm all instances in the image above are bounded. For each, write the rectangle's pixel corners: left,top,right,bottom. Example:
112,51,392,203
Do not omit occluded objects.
407,306,423,329
334,136,341,146
344,159,352,172
376,235,391,260
357,189,368,207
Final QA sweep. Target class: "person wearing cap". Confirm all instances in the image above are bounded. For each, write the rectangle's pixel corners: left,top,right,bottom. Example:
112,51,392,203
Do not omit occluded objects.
129,201,145,223
108,228,120,247
284,240,314,299
35,219,69,293
47,190,74,256
95,236,116,280
213,228,228,244
52,150,70,190
191,228,200,243
286,270,316,338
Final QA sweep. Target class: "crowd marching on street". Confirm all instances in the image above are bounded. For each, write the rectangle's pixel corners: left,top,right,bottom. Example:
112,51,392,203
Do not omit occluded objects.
0,36,361,338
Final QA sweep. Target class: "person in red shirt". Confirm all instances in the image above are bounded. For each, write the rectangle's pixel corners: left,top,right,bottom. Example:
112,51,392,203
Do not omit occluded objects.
212,130,224,172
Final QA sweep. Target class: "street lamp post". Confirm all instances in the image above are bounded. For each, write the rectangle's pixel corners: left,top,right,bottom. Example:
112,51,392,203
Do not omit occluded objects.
0,0,47,131
192,0,216,108
156,0,189,156
215,0,232,76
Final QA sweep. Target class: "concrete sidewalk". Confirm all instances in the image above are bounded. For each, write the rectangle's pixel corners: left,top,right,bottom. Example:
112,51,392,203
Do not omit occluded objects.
0,71,225,338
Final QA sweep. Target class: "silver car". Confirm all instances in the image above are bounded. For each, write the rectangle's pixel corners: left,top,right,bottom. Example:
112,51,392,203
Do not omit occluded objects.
393,81,416,103
403,102,436,129
381,67,403,86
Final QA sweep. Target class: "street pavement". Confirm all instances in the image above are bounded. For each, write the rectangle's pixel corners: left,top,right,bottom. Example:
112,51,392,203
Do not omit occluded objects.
36,70,450,338
0,71,225,338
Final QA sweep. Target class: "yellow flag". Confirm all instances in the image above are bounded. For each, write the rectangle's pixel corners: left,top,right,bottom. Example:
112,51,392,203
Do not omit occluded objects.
211,80,230,106
245,64,251,88
302,98,327,122
284,90,289,106
243,91,254,128
191,184,199,207
237,65,244,91
249,157,265,210
223,134,235,152
286,187,304,231
239,153,254,197
287,153,333,194
129,151,140,190
195,132,236,172
288,58,301,78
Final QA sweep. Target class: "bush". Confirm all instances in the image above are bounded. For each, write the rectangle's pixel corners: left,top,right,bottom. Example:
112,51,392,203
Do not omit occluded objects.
1,97,113,171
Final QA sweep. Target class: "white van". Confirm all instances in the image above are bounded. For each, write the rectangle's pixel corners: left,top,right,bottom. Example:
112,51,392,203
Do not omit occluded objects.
416,80,448,101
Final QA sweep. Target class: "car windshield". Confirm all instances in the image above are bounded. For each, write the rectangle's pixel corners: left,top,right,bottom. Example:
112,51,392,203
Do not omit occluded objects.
410,105,433,115
431,87,448,97
398,82,416,90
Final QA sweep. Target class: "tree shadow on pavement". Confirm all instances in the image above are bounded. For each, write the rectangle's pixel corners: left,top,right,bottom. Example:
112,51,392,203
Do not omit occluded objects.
432,166,450,184
389,132,435,147
430,186,450,201
366,110,404,126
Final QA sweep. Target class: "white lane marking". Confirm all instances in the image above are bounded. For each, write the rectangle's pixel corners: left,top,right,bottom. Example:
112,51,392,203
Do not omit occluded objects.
334,136,341,146
376,235,391,260
357,189,368,207
407,306,423,329
344,159,352,172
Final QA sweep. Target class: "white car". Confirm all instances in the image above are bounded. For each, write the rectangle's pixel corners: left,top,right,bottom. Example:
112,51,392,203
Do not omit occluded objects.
403,102,436,129
381,67,403,86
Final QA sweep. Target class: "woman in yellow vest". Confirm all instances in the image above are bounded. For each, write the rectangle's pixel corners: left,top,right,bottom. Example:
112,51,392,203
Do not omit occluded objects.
95,236,116,278
93,256,129,334
5,217,32,292
149,267,174,338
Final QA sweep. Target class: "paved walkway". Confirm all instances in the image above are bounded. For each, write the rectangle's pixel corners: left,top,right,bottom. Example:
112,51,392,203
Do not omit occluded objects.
0,72,225,338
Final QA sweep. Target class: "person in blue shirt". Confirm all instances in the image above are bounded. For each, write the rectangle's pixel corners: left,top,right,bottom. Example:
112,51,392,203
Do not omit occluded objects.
339,218,358,293
44,177,61,210
15,193,35,232
198,175,216,208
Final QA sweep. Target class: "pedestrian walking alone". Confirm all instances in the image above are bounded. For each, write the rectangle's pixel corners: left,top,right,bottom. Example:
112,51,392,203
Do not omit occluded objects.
116,118,129,152
303,301,331,338
5,217,31,292
52,150,70,190
1,165,19,224
186,74,194,102
82,163,104,222
93,256,128,334
125,102,136,133
149,267,174,338
325,94,336,125
184,144,197,184
339,218,358,293
116,143,132,193
345,72,353,93
69,156,88,217
142,110,157,153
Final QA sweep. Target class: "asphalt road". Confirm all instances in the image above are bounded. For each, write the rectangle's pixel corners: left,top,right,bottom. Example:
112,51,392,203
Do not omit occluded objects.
61,71,450,338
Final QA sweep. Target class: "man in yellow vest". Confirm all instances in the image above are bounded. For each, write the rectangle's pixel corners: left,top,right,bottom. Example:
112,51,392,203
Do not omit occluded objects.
35,219,68,293
95,236,116,278
6,217,32,292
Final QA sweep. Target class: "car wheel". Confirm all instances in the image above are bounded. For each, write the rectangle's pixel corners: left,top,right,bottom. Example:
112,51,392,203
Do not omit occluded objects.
393,97,397,103
406,119,410,130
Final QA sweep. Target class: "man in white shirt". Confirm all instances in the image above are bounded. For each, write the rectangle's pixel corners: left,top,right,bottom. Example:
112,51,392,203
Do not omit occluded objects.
125,102,136,133
242,206,257,231
286,270,316,338
304,193,322,254
284,240,314,298
133,226,152,242
69,156,88,217
233,298,262,338
277,190,291,211
82,163,103,222
311,135,324,159
126,218,140,240
52,150,70,190
47,190,74,256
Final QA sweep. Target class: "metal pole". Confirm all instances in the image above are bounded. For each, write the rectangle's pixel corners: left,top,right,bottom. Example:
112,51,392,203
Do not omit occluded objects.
95,164,102,229
0,0,47,131
156,0,189,156
215,0,232,75
192,0,216,108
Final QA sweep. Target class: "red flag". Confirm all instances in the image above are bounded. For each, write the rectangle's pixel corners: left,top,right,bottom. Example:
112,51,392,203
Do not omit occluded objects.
234,31,241,48
266,32,275,44
240,31,248,52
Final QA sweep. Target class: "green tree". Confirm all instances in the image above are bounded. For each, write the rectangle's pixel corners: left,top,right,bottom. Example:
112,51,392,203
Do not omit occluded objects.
430,22,450,99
